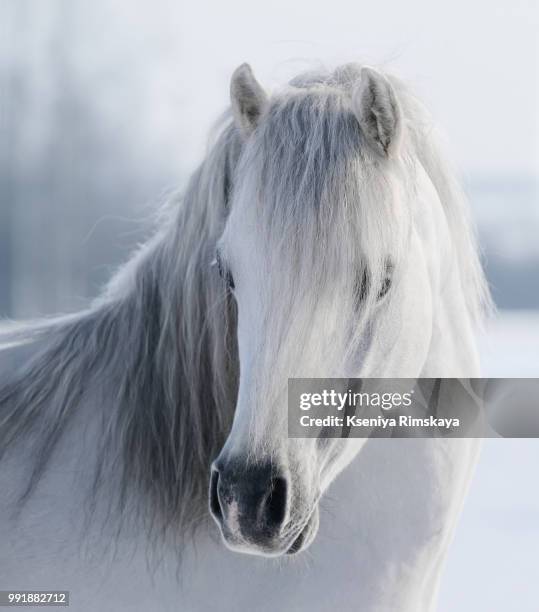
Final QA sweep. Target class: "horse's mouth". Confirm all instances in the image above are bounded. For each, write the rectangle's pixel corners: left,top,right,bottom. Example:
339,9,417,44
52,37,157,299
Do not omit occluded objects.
286,507,319,555
286,523,309,554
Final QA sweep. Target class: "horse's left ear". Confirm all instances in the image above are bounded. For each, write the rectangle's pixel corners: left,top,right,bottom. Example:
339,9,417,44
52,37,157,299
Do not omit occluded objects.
352,67,403,158
230,63,268,137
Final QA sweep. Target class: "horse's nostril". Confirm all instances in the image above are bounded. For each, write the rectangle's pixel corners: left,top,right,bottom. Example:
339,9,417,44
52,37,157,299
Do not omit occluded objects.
265,476,288,528
209,468,223,521
210,460,290,542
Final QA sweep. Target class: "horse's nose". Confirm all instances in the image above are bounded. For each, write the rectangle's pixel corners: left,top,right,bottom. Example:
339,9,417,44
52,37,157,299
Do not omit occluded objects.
209,459,289,545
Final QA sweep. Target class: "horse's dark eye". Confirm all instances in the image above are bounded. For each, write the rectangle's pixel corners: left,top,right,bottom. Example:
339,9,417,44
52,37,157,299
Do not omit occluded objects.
377,276,391,299
214,251,235,290
378,262,393,300
353,262,392,307
224,269,235,290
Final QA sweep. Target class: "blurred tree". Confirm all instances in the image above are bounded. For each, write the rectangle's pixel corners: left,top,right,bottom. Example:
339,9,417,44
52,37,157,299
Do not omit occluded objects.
1,0,163,318
0,0,24,316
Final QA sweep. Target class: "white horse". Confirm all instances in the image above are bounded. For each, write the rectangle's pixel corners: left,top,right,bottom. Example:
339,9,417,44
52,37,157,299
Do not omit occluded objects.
0,63,491,611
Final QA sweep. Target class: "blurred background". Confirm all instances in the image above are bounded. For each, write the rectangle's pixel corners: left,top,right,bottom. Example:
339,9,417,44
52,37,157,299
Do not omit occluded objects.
0,1,538,609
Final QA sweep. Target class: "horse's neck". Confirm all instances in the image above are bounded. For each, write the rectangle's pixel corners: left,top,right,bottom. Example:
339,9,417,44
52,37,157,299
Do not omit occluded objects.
348,373,480,609
346,213,482,610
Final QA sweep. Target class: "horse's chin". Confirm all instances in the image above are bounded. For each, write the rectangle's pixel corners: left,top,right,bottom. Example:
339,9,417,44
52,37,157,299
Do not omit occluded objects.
218,506,320,558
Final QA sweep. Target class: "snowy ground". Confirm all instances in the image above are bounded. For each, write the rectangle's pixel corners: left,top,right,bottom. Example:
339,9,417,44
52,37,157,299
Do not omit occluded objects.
439,310,539,611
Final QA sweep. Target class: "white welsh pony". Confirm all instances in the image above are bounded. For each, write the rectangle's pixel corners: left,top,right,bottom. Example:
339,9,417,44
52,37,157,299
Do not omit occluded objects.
0,63,491,611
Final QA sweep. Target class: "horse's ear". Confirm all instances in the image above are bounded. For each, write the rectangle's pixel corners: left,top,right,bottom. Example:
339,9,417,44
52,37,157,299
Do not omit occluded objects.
230,63,268,137
352,67,402,158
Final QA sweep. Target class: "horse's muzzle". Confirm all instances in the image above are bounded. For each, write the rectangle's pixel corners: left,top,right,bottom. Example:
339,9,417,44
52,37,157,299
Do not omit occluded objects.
209,457,297,555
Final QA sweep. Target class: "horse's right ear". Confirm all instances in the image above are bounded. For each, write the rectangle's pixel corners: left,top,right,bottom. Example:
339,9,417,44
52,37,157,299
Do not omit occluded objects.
230,64,268,137
352,67,403,159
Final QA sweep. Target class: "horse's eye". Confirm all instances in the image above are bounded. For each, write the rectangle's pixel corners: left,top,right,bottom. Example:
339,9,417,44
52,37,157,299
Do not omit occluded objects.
214,251,235,290
377,262,393,300
377,276,391,300
353,262,393,307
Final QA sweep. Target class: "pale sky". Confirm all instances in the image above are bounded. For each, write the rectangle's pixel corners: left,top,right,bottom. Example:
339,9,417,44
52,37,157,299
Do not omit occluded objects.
152,0,539,178
15,0,537,182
